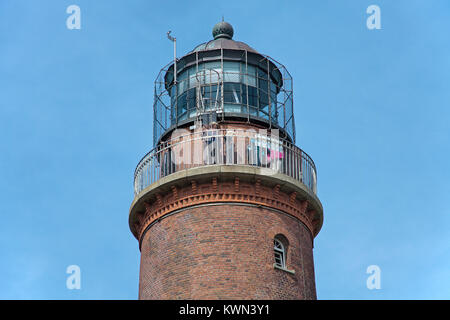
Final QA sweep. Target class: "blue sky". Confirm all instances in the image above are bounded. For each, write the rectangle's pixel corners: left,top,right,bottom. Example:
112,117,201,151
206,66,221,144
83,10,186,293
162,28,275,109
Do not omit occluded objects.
0,0,449,299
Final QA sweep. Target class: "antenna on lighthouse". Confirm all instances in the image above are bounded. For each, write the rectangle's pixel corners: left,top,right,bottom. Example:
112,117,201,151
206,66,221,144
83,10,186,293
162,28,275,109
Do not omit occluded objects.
167,31,177,84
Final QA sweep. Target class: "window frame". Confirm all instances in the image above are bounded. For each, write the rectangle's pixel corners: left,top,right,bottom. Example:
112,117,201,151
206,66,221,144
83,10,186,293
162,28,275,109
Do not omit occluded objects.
274,238,286,269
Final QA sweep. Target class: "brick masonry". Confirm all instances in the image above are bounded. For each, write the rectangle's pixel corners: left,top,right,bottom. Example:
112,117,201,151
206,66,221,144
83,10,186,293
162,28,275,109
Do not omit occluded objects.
138,203,317,300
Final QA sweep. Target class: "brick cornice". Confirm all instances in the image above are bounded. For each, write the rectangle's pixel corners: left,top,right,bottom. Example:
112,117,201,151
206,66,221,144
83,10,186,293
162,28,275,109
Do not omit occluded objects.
134,178,316,244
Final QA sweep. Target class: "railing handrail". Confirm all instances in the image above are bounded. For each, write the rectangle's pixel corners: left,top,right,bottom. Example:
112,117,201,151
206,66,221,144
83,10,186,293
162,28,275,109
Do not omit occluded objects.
133,129,317,196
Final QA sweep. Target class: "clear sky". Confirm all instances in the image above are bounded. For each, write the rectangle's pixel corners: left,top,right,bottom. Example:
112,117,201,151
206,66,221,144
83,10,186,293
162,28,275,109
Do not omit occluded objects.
1,0,449,299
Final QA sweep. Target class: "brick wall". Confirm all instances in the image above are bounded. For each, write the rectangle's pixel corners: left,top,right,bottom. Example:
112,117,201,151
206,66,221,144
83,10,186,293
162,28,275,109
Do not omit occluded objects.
138,203,316,300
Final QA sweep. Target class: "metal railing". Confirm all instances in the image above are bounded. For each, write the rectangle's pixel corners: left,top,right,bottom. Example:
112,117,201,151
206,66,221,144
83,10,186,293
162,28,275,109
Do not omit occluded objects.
134,129,316,196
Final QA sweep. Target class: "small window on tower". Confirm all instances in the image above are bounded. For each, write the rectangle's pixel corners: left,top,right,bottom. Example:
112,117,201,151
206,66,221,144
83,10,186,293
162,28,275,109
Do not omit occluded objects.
274,238,286,269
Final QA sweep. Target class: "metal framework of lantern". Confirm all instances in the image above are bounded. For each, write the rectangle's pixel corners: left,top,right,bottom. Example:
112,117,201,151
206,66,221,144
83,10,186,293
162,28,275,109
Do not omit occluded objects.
153,48,295,146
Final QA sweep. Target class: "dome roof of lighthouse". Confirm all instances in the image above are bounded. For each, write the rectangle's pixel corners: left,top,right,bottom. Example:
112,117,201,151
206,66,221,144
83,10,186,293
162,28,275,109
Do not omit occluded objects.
191,21,259,54
212,21,234,39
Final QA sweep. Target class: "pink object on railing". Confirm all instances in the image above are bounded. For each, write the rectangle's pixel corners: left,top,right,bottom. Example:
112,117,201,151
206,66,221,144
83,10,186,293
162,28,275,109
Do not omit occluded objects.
267,150,284,161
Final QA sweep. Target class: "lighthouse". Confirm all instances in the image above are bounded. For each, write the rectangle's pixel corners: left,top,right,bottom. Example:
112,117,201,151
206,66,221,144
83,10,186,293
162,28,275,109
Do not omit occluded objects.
129,21,323,299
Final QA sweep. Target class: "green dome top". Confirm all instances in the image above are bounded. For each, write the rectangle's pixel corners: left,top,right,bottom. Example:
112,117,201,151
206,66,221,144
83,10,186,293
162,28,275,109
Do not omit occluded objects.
212,21,234,39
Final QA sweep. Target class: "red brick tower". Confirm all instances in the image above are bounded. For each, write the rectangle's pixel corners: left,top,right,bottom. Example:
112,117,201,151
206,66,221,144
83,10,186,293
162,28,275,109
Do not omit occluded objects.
129,21,323,300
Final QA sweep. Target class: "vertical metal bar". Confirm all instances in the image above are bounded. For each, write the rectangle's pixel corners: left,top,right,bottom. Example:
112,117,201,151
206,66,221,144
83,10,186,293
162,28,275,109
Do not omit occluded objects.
290,144,293,179
267,58,271,129
293,147,296,180
291,75,295,144
173,38,178,127
245,51,250,122
221,48,224,111
195,51,198,121
283,67,287,133
256,61,260,118
300,150,303,183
